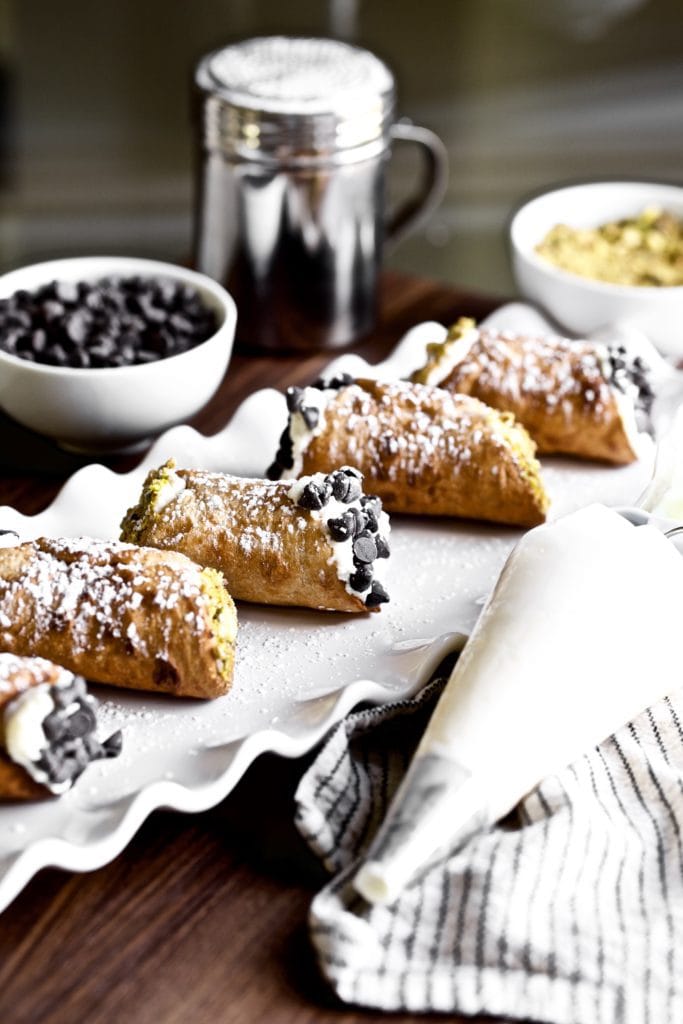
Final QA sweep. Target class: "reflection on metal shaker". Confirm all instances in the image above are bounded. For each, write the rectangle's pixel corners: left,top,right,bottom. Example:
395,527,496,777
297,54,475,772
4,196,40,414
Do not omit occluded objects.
193,37,447,353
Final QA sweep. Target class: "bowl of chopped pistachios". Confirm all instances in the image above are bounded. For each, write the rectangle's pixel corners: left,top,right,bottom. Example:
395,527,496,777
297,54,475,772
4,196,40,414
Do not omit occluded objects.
510,180,683,356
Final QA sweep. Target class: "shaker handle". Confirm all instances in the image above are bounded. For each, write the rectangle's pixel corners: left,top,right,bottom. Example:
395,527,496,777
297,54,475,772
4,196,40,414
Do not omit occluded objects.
385,122,449,249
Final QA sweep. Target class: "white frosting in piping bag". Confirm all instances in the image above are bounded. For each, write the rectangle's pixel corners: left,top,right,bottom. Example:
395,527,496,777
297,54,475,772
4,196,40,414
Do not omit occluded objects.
354,504,683,904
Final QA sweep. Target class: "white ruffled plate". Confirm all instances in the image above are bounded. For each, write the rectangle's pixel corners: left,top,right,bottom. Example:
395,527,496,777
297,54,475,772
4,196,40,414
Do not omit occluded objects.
0,303,657,913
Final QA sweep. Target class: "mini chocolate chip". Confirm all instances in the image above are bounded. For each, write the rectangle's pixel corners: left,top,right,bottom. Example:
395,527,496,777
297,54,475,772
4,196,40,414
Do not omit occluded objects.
327,513,354,542
84,733,103,758
136,349,159,363
1,329,20,352
360,493,381,510
297,482,327,510
71,349,91,368
266,460,283,480
364,508,379,532
301,406,319,430
41,300,64,322
375,536,391,559
348,507,366,536
54,280,79,305
330,472,351,502
102,730,123,757
349,565,373,591
67,704,97,739
366,581,389,607
286,387,304,413
32,329,47,353
64,311,90,345
47,343,70,366
272,451,288,473
345,478,362,503
42,710,69,743
311,372,354,390
169,312,193,334
352,531,378,564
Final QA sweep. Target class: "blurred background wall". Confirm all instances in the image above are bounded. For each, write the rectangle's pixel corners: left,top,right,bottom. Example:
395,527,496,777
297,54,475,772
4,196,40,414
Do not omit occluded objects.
0,0,682,294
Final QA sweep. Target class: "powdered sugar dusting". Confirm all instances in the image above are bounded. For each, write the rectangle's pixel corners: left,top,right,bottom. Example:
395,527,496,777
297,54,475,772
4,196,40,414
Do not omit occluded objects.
289,379,531,485
444,328,616,422
0,538,216,663
148,471,324,564
0,653,72,700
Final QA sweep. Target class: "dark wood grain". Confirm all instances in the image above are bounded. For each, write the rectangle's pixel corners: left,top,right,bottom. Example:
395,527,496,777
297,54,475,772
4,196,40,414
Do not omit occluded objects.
0,273,510,1024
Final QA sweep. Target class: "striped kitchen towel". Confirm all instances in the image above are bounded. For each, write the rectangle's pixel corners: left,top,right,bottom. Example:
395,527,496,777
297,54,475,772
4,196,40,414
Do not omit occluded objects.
294,677,683,1023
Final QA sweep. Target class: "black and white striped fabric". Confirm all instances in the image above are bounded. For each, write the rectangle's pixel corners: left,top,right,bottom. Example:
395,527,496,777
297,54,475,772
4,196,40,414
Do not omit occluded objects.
294,678,683,1023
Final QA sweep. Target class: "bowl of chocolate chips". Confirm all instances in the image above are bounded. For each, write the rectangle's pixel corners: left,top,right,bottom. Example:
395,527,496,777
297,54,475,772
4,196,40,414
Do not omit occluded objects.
0,256,236,452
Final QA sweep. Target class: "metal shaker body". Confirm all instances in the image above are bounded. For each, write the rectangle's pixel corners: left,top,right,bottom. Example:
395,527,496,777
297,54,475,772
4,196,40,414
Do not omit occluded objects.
194,37,447,353
195,145,387,351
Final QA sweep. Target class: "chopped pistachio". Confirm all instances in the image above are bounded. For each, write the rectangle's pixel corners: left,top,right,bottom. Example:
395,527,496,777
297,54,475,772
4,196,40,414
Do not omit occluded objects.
536,207,683,287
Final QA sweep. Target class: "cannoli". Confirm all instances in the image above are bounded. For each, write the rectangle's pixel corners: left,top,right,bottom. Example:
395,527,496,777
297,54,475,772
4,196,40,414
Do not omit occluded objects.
0,538,237,699
0,654,121,800
411,317,654,463
120,462,391,613
267,376,548,527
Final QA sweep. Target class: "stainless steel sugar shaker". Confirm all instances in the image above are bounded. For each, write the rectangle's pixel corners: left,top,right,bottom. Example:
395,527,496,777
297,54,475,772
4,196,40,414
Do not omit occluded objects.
193,36,447,352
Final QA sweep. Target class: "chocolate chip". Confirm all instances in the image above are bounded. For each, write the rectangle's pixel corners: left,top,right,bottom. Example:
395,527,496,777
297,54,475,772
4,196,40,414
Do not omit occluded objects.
349,565,373,591
327,512,354,541
286,387,304,413
266,461,283,481
366,581,389,607
352,531,377,564
364,508,379,532
64,310,90,345
348,507,367,536
67,702,97,738
297,481,329,510
344,477,362,503
0,275,219,369
341,465,362,478
42,710,69,743
330,472,352,502
311,372,355,390
607,344,654,418
54,280,79,305
301,406,320,430
375,536,391,559
102,731,123,757
42,299,65,321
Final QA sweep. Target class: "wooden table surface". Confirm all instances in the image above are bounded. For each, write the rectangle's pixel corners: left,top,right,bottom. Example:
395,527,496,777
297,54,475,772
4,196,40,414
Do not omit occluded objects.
0,272,509,1024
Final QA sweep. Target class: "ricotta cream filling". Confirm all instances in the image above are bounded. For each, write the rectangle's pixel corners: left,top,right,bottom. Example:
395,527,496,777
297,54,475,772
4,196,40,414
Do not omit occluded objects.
287,473,390,602
415,321,477,387
597,344,649,449
284,387,336,479
4,682,72,794
153,471,187,511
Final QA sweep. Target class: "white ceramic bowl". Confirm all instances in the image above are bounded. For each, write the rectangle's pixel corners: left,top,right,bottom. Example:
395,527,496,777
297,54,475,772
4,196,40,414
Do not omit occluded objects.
510,181,683,356
0,256,237,452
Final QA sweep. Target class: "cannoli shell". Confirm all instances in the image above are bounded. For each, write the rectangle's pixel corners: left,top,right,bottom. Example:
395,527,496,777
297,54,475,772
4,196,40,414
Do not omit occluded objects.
0,539,237,699
294,380,548,527
122,473,370,613
419,329,638,464
0,657,69,800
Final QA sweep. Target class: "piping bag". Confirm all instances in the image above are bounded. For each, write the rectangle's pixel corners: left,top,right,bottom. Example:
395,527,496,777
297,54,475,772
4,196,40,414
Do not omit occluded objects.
354,503,683,905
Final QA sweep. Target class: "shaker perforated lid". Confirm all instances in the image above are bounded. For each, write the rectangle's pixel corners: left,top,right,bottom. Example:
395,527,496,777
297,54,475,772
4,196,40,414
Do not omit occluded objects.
195,36,396,163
